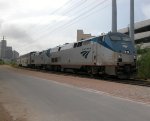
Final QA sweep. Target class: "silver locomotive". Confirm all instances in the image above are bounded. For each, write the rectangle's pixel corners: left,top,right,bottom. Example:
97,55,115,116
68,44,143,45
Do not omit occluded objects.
18,32,137,78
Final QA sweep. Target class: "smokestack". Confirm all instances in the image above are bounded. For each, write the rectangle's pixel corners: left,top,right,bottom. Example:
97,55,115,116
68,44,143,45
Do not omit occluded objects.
130,0,134,44
112,0,117,32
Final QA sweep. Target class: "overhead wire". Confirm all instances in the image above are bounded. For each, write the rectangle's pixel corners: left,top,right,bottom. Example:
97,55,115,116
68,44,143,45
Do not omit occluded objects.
21,0,111,51
32,0,96,36
18,0,78,49
34,0,109,40
30,0,88,36
59,0,88,16
26,0,74,31
31,0,106,40
50,0,111,34
61,2,111,34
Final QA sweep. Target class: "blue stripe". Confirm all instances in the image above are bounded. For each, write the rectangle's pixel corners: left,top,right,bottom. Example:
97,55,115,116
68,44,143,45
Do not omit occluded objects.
90,37,114,51
89,36,135,54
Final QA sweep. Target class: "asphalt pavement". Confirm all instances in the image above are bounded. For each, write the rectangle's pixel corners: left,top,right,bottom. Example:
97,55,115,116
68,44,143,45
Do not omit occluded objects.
0,66,150,121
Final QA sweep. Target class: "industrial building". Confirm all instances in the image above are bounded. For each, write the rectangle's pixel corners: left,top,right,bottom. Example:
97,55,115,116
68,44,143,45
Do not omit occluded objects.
0,37,19,61
77,30,93,41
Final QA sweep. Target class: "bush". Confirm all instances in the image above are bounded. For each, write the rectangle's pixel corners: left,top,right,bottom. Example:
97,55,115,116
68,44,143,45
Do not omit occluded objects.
137,48,150,55
0,59,4,65
137,49,150,79
10,61,17,67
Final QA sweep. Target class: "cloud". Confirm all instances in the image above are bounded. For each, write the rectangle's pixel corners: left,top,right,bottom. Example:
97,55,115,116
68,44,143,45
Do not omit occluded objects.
1,23,34,44
16,0,69,11
142,4,150,19
0,19,4,29
0,1,11,10
0,22,37,54
7,15,71,25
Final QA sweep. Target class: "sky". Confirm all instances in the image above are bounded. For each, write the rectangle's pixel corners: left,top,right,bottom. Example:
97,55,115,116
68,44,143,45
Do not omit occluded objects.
0,0,150,55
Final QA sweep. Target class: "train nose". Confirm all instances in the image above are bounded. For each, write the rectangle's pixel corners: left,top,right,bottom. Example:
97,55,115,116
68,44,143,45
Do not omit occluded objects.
120,54,134,63
124,65,131,73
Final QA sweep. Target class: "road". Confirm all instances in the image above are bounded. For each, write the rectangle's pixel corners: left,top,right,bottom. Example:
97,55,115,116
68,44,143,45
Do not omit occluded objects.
0,66,150,121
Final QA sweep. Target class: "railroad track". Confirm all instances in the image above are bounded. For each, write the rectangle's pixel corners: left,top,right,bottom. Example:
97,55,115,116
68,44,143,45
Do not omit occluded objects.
17,66,150,87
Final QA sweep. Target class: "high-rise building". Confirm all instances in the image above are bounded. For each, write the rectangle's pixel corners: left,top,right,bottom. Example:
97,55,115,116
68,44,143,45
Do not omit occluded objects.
0,39,7,59
6,46,13,59
0,37,19,61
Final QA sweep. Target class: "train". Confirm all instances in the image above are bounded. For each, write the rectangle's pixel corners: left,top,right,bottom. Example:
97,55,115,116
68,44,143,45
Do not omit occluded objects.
17,32,137,79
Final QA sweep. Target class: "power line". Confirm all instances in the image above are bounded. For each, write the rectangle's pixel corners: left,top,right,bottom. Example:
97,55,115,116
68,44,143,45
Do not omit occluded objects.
30,0,87,36
20,0,110,50
59,0,88,16
26,0,74,31
32,0,106,39
50,0,111,33
61,3,111,34
15,0,76,49
35,0,109,40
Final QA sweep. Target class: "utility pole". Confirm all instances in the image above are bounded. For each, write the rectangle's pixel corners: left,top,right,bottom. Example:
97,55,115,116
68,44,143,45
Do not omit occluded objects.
112,0,117,32
130,0,134,44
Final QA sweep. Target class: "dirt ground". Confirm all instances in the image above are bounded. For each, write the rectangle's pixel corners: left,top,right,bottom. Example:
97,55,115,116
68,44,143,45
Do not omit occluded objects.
0,89,27,121
0,104,13,121
0,104,26,121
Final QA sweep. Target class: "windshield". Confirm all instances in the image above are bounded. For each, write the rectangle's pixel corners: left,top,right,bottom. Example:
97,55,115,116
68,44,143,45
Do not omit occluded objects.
109,33,131,41
110,35,121,41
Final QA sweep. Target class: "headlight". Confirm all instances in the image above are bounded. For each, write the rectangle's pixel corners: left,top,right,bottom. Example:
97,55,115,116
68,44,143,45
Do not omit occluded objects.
125,50,130,54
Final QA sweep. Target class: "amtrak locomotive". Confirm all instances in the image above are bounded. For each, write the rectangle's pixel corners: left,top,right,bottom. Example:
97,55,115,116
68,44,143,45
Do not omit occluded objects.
17,32,137,78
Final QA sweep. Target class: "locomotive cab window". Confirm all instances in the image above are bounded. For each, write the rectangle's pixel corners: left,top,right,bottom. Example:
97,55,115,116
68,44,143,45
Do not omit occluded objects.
97,36,103,43
51,58,58,63
58,47,61,51
83,40,90,45
110,35,121,41
77,42,82,47
46,49,51,57
74,43,77,48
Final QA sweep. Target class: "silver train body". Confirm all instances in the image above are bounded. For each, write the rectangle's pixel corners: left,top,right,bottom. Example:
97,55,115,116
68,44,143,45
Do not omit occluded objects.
17,32,137,78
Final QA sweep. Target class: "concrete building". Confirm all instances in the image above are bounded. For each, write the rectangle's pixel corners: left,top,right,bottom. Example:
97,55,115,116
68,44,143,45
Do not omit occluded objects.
119,19,150,48
12,50,19,60
6,46,13,59
0,37,19,61
0,39,7,59
77,30,93,41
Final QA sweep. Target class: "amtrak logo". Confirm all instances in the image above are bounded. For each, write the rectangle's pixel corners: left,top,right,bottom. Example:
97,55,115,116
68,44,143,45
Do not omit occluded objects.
81,48,91,59
122,44,128,48
122,43,128,48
